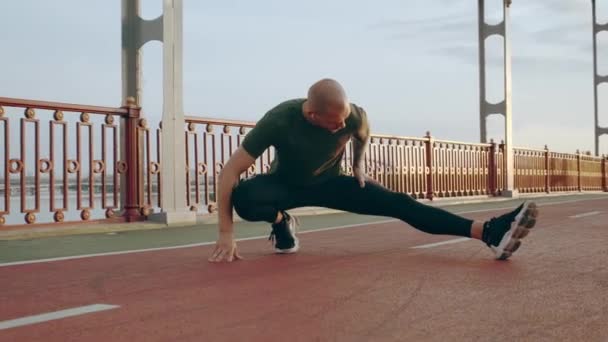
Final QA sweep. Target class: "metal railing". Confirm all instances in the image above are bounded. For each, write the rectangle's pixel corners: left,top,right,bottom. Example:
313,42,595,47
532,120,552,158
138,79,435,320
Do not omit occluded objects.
183,116,270,213
0,97,144,228
0,96,606,228
181,117,608,215
514,147,606,193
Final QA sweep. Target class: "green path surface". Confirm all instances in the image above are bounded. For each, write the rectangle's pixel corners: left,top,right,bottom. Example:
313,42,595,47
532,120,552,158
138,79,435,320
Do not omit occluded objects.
1,194,606,263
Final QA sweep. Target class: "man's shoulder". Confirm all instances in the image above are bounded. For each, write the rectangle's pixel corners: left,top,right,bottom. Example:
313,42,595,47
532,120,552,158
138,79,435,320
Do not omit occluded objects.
348,102,368,124
268,98,305,115
260,98,305,124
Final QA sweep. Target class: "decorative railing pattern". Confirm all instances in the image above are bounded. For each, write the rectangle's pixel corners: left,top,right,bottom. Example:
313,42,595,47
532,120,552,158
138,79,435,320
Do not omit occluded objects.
514,147,606,193
579,154,604,191
181,117,607,214
514,148,548,193
0,96,606,228
183,117,274,214
0,97,144,228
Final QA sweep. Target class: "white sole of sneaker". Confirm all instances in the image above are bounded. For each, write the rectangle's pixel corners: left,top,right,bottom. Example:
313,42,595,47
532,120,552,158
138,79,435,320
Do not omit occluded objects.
274,215,300,254
492,201,539,260
275,238,300,254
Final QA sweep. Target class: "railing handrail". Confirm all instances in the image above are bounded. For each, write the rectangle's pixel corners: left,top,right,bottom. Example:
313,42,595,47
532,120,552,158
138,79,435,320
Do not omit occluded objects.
184,117,492,146
513,146,548,153
185,115,256,128
433,139,492,148
370,133,427,142
0,97,129,116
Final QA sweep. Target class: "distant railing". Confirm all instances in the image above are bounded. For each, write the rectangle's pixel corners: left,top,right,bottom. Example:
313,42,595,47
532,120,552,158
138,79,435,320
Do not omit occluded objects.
181,117,607,215
0,96,606,228
514,147,606,193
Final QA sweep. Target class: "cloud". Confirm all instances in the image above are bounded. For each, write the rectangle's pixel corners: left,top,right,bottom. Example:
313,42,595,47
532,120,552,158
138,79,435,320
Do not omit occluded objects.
524,20,593,54
428,44,489,65
376,2,595,53
514,122,595,154
376,5,595,71
428,43,590,73
530,0,590,15
371,13,471,34
372,11,477,42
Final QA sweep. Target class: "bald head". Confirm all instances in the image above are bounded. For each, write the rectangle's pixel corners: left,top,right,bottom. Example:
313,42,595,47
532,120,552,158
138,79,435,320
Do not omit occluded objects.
307,78,349,115
304,79,351,133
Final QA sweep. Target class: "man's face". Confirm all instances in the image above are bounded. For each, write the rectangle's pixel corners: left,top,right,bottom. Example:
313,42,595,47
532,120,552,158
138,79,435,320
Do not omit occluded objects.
310,104,351,134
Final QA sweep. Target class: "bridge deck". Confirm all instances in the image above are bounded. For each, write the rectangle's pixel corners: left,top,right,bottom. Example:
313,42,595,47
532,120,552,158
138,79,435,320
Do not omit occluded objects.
0,195,607,341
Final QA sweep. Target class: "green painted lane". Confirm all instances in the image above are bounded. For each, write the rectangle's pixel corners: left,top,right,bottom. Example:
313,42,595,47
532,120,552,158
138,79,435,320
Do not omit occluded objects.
0,213,386,263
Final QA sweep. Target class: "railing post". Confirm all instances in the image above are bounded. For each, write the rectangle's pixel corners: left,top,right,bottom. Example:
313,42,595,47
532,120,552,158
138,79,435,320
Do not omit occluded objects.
424,131,434,200
602,156,608,192
122,97,143,221
488,139,497,196
577,149,582,192
498,140,505,195
544,145,550,193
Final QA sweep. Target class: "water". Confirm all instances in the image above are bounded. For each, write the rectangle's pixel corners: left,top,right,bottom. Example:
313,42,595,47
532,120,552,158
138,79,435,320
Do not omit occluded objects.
1,185,214,226
1,194,160,226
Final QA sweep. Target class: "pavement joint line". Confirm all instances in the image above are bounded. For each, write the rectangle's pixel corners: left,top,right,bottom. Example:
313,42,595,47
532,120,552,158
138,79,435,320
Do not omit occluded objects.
1,196,607,267
0,304,120,331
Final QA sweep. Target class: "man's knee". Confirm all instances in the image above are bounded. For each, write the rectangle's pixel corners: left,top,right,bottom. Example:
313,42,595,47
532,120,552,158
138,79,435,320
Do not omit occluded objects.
231,181,259,221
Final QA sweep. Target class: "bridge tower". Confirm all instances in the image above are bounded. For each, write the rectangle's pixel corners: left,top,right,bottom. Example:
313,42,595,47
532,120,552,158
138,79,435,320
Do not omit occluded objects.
122,0,196,225
478,0,517,197
593,0,608,156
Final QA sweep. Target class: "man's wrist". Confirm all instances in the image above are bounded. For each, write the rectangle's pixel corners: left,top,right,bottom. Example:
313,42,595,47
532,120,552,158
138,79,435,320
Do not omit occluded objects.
219,227,234,236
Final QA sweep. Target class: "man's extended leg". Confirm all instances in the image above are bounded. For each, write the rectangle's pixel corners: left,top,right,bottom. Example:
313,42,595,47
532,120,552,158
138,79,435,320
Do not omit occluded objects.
230,174,538,259
291,176,473,236
290,175,538,260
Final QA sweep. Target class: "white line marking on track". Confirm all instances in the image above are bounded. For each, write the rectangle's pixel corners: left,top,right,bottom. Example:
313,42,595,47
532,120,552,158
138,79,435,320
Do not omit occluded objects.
569,211,601,219
1,196,606,267
0,220,396,267
410,238,471,249
0,304,119,331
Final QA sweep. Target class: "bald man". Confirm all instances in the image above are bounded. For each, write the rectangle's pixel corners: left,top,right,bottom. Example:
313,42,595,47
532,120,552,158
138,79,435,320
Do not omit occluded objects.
208,79,538,263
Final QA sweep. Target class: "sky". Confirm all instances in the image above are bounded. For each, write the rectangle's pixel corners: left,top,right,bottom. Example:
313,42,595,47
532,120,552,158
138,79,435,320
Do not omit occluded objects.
1,0,608,155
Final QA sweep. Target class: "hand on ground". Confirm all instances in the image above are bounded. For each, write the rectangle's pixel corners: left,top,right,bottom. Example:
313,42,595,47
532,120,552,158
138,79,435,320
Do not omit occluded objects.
208,233,243,262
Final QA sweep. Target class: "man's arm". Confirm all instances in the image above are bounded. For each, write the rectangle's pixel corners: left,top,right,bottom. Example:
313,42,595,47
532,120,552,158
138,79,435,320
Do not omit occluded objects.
209,109,278,262
352,108,370,169
217,146,256,235
208,146,256,262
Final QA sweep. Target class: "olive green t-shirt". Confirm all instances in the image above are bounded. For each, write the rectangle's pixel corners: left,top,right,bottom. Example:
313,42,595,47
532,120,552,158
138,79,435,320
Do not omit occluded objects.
241,98,369,186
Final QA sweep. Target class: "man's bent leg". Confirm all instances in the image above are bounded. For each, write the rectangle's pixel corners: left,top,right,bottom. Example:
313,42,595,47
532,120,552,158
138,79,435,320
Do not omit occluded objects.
231,174,300,253
231,174,292,223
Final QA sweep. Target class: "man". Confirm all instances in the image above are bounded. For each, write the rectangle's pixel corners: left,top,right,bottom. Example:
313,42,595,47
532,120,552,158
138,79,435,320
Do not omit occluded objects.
208,78,538,263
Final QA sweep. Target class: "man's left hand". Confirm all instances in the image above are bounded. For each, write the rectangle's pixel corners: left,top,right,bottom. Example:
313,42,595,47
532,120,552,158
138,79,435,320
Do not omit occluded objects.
353,165,366,188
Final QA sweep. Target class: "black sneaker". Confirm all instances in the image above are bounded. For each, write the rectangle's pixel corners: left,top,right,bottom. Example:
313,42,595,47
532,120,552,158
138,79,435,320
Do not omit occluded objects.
268,211,300,254
482,201,539,260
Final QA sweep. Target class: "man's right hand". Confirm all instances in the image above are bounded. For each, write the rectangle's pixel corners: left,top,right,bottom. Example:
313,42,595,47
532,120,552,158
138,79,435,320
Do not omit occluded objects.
208,232,243,263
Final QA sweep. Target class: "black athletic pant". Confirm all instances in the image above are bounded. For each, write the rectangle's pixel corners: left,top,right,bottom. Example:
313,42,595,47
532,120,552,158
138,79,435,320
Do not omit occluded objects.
231,174,473,237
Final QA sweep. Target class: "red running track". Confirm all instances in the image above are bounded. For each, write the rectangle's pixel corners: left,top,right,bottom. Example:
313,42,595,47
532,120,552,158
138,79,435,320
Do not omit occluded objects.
1,199,607,341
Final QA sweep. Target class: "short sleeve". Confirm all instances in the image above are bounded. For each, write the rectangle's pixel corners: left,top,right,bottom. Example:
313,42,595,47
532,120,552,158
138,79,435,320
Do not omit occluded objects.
240,111,279,159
